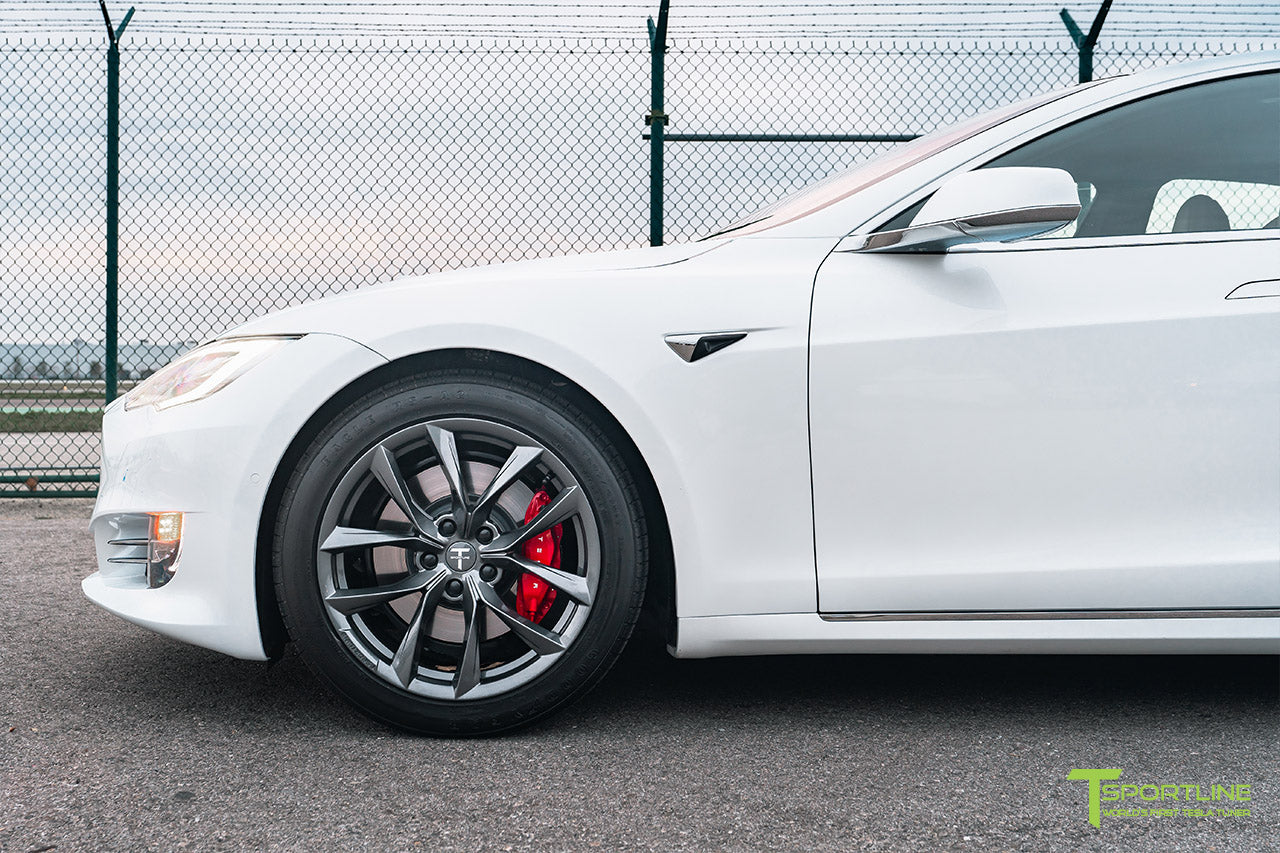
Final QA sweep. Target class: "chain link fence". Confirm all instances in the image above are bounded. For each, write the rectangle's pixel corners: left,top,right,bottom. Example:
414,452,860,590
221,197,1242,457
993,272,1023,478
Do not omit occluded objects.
659,39,1279,241
3,33,1276,495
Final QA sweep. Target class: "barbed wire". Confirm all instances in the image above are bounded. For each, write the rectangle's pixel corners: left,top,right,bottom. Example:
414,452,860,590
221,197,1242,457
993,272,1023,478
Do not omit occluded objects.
5,1,1276,8
3,1,1276,38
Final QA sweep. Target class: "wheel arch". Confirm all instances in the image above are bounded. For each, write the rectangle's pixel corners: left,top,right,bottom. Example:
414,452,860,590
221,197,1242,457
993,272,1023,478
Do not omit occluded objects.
253,347,676,659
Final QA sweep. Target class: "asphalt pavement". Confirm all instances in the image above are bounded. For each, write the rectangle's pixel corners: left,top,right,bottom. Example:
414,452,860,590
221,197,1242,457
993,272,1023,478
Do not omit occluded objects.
2,498,1277,853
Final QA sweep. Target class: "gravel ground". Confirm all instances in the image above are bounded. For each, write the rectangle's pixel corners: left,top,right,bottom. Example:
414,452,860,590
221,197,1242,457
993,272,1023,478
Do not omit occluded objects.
1,498,1277,853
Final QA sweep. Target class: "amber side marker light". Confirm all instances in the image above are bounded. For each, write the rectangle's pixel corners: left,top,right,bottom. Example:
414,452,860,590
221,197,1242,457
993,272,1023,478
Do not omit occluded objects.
147,511,184,588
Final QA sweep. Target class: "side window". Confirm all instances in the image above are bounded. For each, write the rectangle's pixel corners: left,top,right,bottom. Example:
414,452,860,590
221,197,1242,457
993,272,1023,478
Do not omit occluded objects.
980,72,1280,239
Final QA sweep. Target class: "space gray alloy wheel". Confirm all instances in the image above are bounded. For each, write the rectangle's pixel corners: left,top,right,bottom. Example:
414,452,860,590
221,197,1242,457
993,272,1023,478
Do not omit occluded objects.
273,366,648,736
316,418,600,701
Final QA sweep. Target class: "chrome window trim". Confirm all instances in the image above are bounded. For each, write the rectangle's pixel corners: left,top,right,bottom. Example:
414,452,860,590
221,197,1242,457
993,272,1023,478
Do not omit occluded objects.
834,227,1277,256
948,229,1280,253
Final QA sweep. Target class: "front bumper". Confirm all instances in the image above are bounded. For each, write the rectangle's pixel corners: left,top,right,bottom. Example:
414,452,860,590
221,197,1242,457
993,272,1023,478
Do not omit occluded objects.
84,333,386,660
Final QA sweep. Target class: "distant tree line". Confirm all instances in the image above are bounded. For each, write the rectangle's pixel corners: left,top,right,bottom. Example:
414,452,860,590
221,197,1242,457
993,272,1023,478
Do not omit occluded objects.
1,341,191,382
3,355,149,381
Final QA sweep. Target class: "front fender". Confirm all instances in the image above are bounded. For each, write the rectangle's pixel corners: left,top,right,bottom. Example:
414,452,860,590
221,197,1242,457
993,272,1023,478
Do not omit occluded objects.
230,237,835,620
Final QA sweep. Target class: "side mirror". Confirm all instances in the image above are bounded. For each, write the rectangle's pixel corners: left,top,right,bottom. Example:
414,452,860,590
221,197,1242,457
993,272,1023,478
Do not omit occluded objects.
845,167,1082,253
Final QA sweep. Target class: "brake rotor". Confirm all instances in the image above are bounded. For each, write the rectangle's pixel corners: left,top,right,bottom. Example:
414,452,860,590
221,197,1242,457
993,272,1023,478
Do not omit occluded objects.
372,460,533,642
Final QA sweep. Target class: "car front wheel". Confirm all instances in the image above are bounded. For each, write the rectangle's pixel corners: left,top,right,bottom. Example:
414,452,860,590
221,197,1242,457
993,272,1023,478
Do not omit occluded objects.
273,364,648,735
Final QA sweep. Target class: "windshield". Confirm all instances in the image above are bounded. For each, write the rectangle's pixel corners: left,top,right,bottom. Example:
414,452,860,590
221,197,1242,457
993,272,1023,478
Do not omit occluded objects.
704,82,1099,239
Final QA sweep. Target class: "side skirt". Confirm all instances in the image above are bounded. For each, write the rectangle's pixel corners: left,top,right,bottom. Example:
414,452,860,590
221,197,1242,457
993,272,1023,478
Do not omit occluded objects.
671,611,1280,658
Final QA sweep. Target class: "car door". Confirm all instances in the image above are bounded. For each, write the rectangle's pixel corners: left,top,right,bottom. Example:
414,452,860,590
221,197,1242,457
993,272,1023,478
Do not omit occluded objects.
810,71,1280,615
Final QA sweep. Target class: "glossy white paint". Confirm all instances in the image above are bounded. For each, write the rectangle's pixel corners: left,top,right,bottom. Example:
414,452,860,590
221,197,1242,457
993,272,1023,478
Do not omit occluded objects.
231,236,830,621
915,166,1078,225
675,613,1280,657
85,52,1280,662
811,237,1280,614
850,167,1081,252
1228,278,1280,300
86,333,386,659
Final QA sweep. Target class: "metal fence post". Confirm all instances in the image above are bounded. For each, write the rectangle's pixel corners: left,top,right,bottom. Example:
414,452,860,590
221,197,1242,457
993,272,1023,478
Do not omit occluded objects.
646,1,670,247
1059,1,1112,84
99,2,134,403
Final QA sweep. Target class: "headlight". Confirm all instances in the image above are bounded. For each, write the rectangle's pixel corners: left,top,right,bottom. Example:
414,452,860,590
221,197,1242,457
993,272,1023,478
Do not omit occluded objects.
124,336,299,411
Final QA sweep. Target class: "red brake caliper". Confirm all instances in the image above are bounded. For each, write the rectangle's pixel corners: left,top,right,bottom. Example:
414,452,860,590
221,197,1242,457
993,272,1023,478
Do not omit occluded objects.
517,489,561,623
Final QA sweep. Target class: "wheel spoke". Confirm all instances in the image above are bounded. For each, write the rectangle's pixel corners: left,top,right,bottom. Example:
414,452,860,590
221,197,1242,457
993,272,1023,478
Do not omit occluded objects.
453,577,484,699
389,571,448,688
426,424,469,529
325,566,446,615
319,525,422,554
370,444,442,544
488,553,592,605
473,581,567,656
466,445,543,536
482,485,582,555
316,416,600,703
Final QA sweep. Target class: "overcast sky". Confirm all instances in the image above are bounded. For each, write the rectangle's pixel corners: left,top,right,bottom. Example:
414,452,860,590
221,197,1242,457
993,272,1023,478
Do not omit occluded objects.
2,2,1277,350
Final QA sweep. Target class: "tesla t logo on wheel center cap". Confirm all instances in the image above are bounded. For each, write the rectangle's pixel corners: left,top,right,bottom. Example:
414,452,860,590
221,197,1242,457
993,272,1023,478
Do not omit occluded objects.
446,541,479,572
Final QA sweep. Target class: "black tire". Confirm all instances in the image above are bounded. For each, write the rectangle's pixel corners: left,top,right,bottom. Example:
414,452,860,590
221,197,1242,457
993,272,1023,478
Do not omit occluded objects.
272,365,648,736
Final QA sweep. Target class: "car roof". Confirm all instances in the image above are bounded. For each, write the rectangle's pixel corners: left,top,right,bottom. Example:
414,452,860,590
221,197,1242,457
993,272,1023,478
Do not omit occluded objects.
1105,49,1280,93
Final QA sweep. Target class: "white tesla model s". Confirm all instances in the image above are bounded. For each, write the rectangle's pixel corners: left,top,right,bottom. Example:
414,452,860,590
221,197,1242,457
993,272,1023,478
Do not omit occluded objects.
86,53,1280,734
